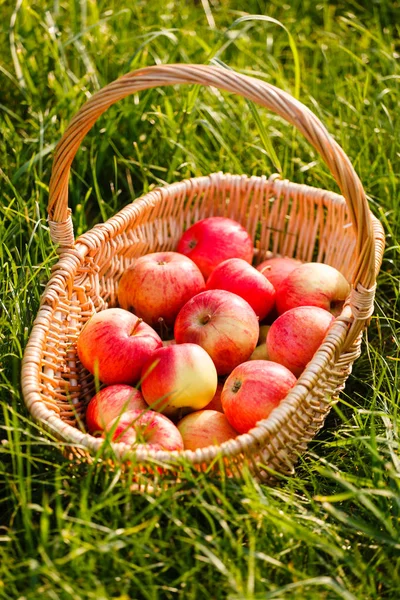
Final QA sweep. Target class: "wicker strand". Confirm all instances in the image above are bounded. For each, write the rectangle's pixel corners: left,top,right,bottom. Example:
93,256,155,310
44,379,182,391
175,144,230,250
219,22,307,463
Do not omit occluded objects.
350,283,377,321
48,211,75,250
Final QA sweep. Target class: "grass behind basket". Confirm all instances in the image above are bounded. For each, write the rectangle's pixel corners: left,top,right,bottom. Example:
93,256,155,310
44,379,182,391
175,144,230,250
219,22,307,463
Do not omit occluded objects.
1,0,400,598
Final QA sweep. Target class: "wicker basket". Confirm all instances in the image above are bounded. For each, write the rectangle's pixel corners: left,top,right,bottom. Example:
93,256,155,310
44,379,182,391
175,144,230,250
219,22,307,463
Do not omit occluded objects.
21,64,385,482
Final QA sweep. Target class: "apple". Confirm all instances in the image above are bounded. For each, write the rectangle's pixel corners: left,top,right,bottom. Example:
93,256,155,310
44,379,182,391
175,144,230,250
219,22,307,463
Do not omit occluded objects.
118,252,205,329
267,305,335,377
77,308,162,385
275,262,350,315
249,344,269,361
104,409,184,451
177,217,253,279
257,256,302,290
177,410,238,450
203,381,225,412
86,384,147,434
205,258,275,320
221,360,297,434
174,290,259,376
140,343,218,417
258,325,271,345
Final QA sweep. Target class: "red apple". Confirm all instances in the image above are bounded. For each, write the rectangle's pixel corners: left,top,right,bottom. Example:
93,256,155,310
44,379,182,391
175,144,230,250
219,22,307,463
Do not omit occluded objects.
177,217,253,279
257,256,302,290
267,306,335,377
140,343,218,417
174,290,259,376
177,410,238,450
221,360,297,434
77,308,162,385
203,381,225,412
118,252,205,329
86,385,147,434
104,409,184,451
275,262,350,315
205,258,275,320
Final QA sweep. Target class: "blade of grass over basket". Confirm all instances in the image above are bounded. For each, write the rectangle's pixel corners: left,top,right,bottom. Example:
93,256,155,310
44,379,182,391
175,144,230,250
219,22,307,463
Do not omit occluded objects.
225,15,301,101
210,58,282,173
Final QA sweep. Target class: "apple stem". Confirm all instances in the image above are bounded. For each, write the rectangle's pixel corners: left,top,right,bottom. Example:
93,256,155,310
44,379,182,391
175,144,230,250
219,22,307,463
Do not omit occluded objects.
232,380,242,394
201,313,212,325
158,317,169,339
131,318,143,335
259,265,271,275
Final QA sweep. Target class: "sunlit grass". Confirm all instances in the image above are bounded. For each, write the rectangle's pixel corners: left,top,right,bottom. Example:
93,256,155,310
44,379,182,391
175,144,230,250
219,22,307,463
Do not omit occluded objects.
1,0,400,598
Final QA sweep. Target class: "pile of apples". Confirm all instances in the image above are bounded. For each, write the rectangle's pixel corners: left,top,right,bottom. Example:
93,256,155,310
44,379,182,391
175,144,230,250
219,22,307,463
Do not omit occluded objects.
77,216,350,453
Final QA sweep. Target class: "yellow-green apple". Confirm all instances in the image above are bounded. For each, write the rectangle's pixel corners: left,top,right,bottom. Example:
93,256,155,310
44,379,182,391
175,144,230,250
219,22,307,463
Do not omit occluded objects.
275,262,350,315
205,258,275,320
140,343,218,417
257,256,302,290
174,290,259,376
177,410,238,450
249,344,269,361
203,381,225,412
221,360,297,434
86,384,147,434
118,252,205,329
258,325,271,345
177,217,253,279
77,308,162,385
267,306,335,376
104,409,184,451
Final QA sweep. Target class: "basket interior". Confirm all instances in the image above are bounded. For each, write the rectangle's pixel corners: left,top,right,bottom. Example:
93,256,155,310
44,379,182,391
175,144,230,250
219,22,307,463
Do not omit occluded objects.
37,173,356,437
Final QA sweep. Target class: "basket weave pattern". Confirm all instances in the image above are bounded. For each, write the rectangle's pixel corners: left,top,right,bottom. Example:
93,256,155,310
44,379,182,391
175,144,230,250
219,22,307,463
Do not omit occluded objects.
21,65,385,480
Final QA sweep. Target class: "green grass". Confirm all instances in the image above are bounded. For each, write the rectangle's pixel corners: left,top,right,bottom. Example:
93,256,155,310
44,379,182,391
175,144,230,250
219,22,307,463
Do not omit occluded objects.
1,0,400,598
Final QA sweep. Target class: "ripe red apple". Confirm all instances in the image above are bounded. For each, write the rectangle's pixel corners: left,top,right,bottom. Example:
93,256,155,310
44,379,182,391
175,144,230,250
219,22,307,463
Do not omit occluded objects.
205,258,275,320
77,308,162,385
177,217,253,279
86,385,147,434
177,410,238,450
140,343,218,417
275,262,350,315
118,252,205,329
257,256,302,290
174,290,259,376
203,381,224,412
267,306,335,377
104,409,184,451
221,360,297,434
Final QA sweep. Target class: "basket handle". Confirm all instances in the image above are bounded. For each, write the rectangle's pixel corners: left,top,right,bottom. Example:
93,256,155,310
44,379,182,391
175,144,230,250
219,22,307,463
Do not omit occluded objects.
48,64,377,333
